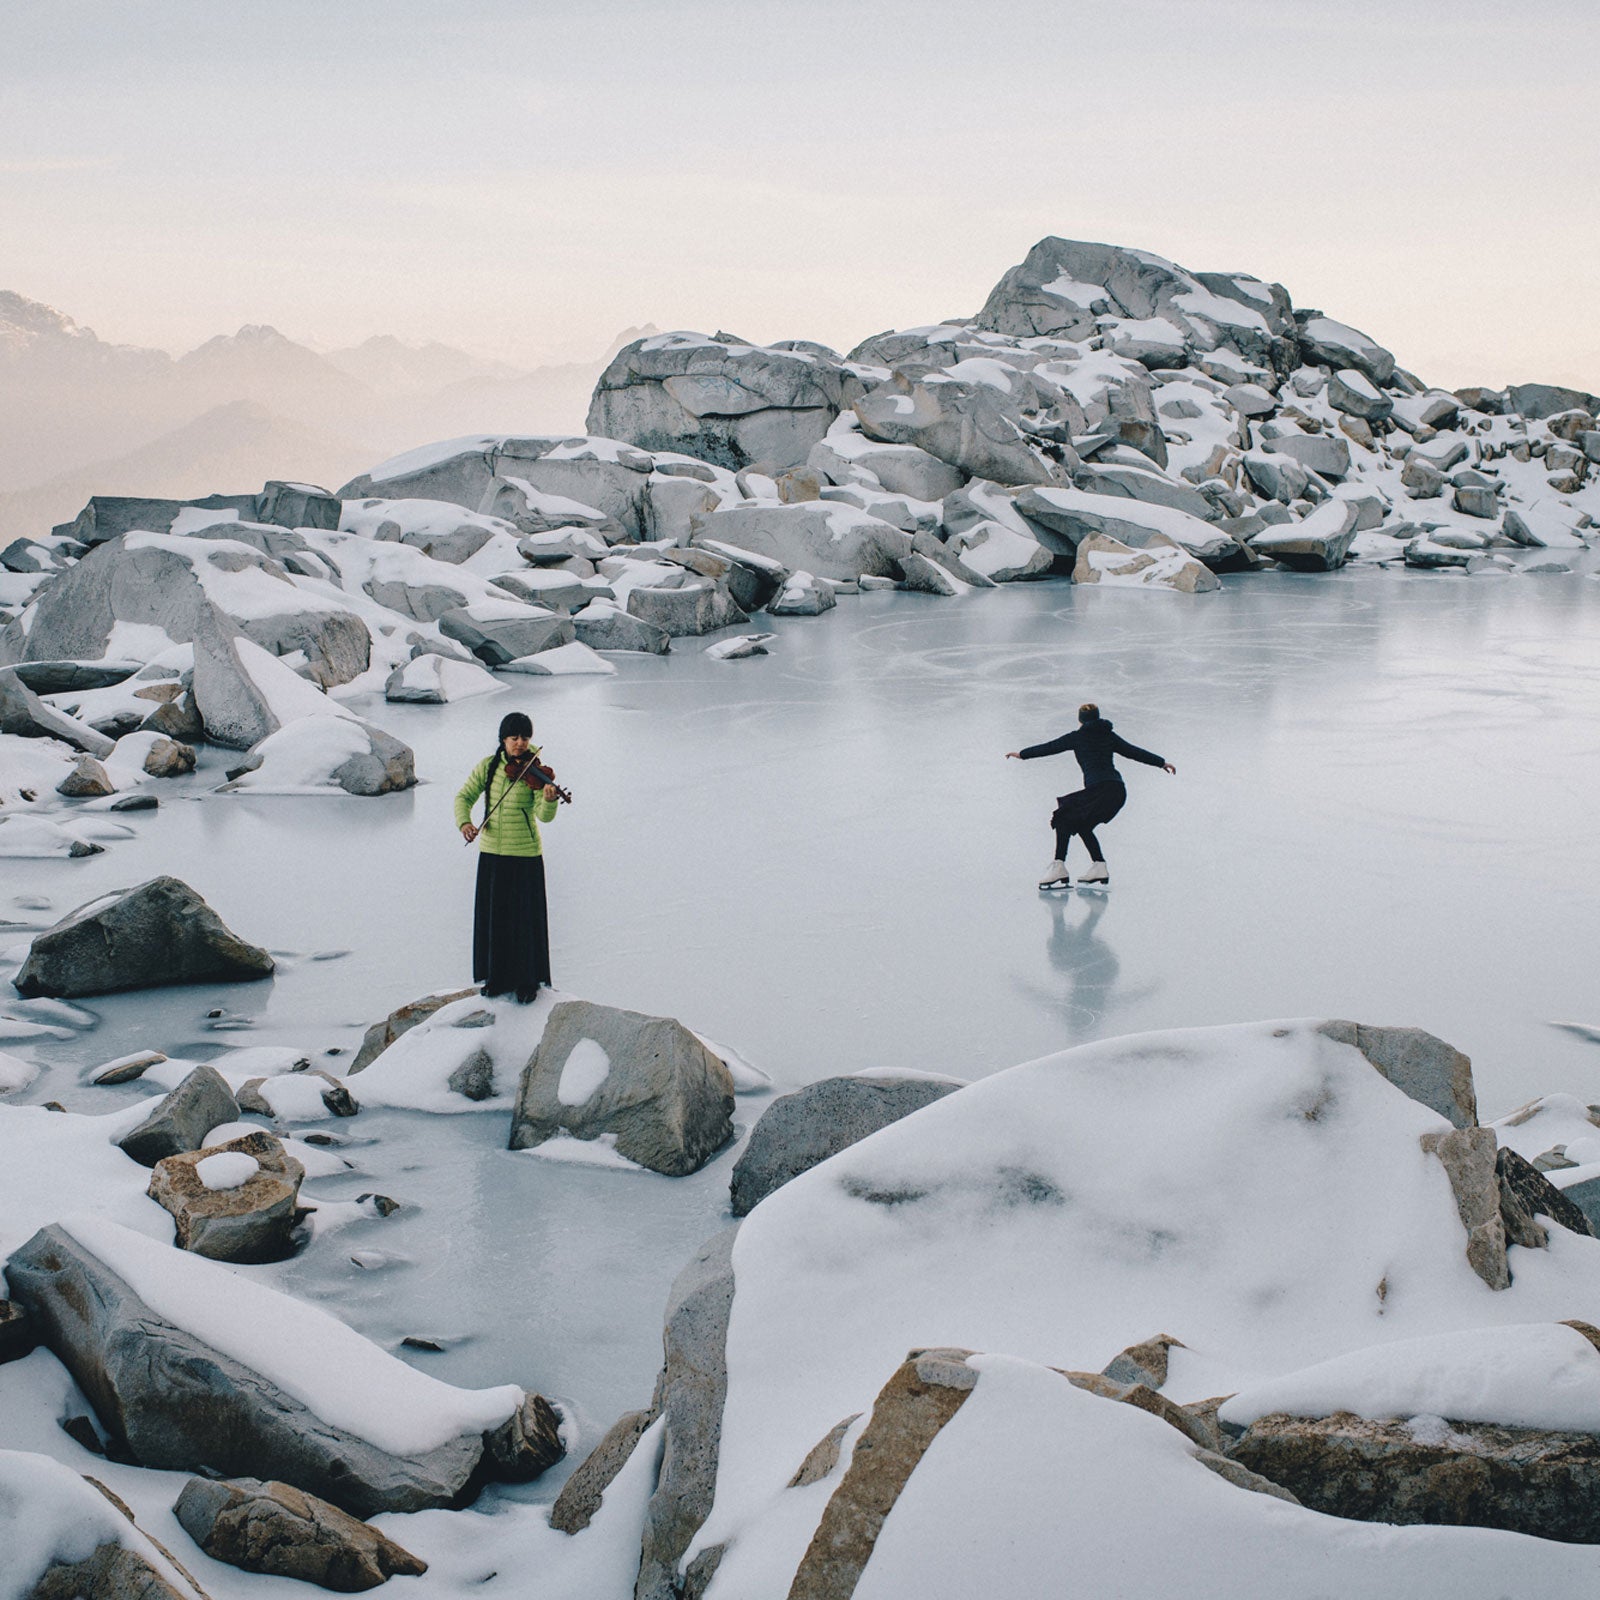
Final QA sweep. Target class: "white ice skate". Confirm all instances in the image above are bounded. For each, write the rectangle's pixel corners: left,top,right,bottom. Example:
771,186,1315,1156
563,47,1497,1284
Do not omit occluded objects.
1038,860,1070,891
1077,860,1109,890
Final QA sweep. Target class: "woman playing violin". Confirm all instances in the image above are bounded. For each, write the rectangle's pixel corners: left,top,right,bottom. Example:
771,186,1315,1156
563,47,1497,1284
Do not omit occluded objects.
454,711,561,1003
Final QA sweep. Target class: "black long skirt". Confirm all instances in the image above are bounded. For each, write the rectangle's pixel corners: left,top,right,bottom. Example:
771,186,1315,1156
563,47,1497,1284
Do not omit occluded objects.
473,853,551,1002
1050,779,1127,834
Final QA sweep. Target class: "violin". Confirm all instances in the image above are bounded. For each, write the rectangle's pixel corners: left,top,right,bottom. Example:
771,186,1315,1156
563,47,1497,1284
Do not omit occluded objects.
507,754,573,807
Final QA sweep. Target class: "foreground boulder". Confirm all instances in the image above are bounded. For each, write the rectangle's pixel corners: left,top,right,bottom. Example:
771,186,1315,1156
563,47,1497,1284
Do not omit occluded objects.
0,666,116,757
173,1477,427,1591
509,1000,735,1175
730,1072,964,1217
148,1131,306,1262
14,877,274,999
6,1219,527,1518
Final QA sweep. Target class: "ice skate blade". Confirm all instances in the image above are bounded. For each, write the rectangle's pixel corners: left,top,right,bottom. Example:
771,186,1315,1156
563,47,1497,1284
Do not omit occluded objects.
1037,880,1073,892
1076,882,1110,895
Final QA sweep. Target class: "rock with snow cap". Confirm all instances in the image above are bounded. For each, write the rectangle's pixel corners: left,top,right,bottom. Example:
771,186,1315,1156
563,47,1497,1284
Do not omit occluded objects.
509,999,736,1176
1249,499,1361,571
116,1064,242,1167
437,602,575,666
148,1130,305,1263
691,502,912,583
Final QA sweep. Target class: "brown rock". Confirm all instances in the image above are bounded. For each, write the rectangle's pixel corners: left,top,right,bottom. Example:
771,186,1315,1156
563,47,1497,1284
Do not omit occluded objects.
1421,1126,1508,1290
788,1349,977,1600
56,754,116,798
147,1132,305,1263
27,1542,197,1600
173,1476,426,1591
142,739,196,778
787,1414,862,1488
1,1297,37,1363
549,1406,658,1534
1228,1410,1600,1542
349,988,477,1074
1060,1370,1219,1452
1100,1332,1185,1390
481,1392,565,1483
1318,1020,1478,1127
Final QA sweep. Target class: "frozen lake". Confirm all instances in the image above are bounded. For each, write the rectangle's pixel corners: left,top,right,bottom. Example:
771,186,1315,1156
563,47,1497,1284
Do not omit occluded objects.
7,559,1600,1472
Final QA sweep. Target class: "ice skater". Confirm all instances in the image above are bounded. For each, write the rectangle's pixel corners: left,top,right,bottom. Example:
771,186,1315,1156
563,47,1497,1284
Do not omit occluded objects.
1007,703,1175,890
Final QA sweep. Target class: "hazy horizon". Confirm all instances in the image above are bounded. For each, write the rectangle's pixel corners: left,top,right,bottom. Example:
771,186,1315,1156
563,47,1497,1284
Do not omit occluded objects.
6,0,1599,394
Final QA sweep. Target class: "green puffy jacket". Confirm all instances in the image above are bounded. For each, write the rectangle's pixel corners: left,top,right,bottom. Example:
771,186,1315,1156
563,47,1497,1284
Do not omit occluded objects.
454,754,558,857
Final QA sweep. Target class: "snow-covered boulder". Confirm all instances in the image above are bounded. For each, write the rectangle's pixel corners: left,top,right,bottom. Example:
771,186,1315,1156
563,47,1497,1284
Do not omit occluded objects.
0,1447,209,1600
173,1474,429,1588
1249,499,1361,572
767,570,836,616
191,619,345,750
853,371,1065,488
1073,532,1221,593
342,495,519,563
1014,485,1239,566
1502,503,1588,549
509,999,737,1176
1296,315,1396,385
588,332,853,472
384,652,502,703
15,878,275,1000
691,503,912,584
572,601,673,655
437,600,575,666
224,714,416,796
147,1129,305,1263
807,415,965,501
614,1018,1600,1590
501,640,617,675
1327,367,1393,421
1261,429,1351,480
730,1072,965,1218
625,579,749,638
6,1217,528,1517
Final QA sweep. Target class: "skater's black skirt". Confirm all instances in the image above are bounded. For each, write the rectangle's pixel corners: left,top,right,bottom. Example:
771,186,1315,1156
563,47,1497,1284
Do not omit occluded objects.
1051,779,1127,834
472,853,551,1002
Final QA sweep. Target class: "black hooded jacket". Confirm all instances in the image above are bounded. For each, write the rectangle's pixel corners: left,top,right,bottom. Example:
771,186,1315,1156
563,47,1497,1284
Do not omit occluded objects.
1018,717,1164,787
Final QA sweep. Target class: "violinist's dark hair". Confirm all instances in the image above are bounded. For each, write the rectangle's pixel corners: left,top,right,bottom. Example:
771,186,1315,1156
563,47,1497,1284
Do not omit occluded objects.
498,711,533,741
1078,702,1100,724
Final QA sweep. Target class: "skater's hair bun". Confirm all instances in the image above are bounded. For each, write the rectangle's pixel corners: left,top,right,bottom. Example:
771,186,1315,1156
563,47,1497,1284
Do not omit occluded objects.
498,711,534,741
1078,702,1099,724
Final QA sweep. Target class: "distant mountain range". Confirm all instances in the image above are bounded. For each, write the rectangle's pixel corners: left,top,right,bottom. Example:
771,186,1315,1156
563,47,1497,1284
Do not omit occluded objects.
0,292,654,536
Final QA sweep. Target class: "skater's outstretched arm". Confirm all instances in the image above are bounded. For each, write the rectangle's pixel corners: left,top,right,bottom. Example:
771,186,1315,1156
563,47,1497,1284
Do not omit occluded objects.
1007,730,1083,761
1109,733,1172,772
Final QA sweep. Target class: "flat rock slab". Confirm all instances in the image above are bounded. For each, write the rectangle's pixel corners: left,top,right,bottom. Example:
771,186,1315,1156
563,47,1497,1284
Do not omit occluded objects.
15,876,274,999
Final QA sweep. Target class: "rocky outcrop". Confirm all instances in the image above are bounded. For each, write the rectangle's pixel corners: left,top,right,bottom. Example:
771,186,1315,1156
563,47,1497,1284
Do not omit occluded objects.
438,602,574,666
14,877,274,999
147,1132,306,1263
635,1228,738,1600
509,1000,735,1176
117,1064,241,1168
1073,532,1220,593
625,580,749,638
1249,499,1360,571
1318,1020,1478,1127
173,1477,427,1591
729,1074,963,1217
588,333,853,472
1421,1126,1509,1290
1226,1410,1600,1542
549,1407,660,1535
0,666,116,756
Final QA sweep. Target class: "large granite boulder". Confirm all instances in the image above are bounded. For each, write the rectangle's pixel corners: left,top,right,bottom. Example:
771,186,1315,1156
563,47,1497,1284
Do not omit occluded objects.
14,877,274,999
342,496,520,563
148,1131,306,1262
190,614,346,750
572,602,673,655
588,332,853,472
730,1073,963,1217
853,371,1065,488
173,1476,427,1590
223,715,417,797
1015,485,1238,566
1315,1021,1477,1127
1073,533,1220,593
1261,429,1351,480
1295,315,1396,385
6,1219,526,1519
509,1000,736,1176
349,988,480,1073
625,580,748,638
807,419,966,501
116,1063,242,1168
690,503,912,583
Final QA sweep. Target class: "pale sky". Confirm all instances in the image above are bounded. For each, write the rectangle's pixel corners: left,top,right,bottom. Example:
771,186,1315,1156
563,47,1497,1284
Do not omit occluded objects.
5,0,1597,390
